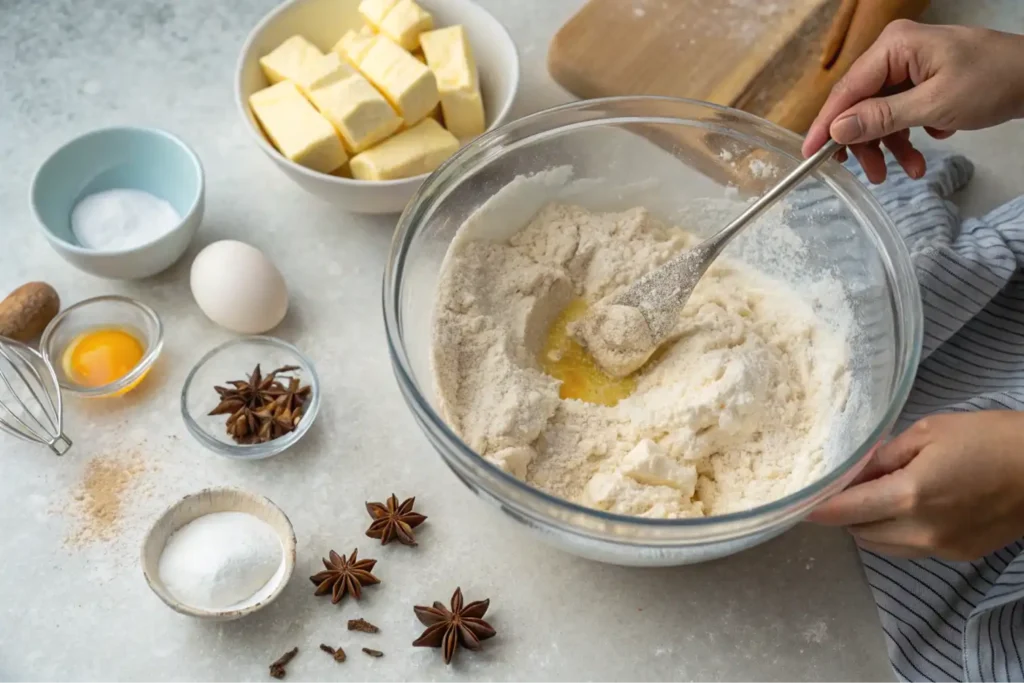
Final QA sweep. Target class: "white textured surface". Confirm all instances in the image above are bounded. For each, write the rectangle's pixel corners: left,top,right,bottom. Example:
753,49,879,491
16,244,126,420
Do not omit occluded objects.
0,0,1020,680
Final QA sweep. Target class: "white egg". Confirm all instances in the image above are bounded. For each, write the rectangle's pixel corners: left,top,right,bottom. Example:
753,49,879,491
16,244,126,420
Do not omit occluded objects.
190,240,288,334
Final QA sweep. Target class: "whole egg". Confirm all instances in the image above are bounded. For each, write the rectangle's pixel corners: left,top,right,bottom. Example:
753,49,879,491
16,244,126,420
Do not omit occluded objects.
190,240,288,334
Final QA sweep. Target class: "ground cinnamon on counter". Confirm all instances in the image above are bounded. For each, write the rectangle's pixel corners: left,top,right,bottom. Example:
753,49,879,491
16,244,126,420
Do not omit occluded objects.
65,451,148,546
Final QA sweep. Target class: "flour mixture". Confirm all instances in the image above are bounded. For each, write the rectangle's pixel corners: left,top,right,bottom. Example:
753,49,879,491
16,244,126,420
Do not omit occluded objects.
432,202,851,518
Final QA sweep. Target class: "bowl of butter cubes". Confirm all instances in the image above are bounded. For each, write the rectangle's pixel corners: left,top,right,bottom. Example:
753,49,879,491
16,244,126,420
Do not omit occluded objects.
236,0,520,214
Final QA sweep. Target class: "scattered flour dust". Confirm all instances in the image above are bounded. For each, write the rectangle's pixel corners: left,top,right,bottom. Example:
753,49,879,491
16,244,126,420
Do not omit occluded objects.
432,199,852,518
802,620,829,644
629,0,783,41
748,158,778,179
717,148,780,180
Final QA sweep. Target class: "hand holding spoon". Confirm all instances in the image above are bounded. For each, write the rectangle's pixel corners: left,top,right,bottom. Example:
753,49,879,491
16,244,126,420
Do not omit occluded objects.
572,139,844,377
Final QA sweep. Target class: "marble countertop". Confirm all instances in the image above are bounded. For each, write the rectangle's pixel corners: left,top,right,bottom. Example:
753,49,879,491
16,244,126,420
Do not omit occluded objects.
2,0,1022,680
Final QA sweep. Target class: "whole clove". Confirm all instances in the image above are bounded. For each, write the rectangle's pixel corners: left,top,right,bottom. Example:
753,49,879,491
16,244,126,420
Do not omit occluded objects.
269,647,298,679
362,647,384,658
348,618,380,633
319,644,346,663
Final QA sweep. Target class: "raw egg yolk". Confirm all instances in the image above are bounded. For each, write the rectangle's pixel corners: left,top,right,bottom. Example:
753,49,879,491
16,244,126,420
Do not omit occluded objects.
539,298,637,407
63,328,145,388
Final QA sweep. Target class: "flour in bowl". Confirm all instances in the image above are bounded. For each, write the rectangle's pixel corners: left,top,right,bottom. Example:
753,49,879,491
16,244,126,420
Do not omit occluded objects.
432,202,851,518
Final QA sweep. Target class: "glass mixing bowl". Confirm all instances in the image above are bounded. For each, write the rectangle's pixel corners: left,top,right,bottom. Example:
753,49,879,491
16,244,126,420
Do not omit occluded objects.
383,97,922,566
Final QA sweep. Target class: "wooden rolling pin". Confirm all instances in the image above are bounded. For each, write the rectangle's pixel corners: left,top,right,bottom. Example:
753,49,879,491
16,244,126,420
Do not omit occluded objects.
549,0,928,192
549,0,929,134
764,0,931,132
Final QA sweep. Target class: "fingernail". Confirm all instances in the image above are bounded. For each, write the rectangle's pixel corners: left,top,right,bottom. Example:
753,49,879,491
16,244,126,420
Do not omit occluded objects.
831,115,863,143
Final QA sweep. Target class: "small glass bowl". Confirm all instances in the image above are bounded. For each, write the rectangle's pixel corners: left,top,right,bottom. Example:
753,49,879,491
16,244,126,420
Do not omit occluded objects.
40,295,164,398
180,336,320,460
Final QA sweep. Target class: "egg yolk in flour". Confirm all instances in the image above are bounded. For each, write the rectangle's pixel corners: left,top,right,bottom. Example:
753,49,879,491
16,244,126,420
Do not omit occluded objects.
539,299,637,407
62,328,145,389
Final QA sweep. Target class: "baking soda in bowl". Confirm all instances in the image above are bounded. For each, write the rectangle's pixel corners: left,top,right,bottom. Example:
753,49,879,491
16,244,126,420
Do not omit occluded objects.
158,511,284,611
71,188,180,251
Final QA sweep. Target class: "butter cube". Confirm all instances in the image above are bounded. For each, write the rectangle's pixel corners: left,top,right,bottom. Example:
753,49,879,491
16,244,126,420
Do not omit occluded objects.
310,72,404,153
419,25,486,138
486,446,535,479
395,103,441,133
259,35,324,85
349,117,458,180
358,0,398,29
379,0,433,50
358,35,439,125
291,53,355,96
621,440,697,497
332,25,376,66
249,81,347,173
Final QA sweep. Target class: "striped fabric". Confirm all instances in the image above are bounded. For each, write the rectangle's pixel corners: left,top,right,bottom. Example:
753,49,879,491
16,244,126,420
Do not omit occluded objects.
841,153,1024,682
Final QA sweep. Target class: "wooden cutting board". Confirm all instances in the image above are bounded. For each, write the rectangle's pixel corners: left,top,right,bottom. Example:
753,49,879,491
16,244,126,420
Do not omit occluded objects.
549,0,929,135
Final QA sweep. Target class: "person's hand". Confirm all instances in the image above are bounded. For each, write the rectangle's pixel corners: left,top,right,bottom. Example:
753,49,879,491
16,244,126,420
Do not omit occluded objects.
803,20,1024,183
808,411,1024,561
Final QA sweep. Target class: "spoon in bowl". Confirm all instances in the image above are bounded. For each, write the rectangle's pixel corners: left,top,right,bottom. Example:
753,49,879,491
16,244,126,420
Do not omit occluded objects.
572,139,844,378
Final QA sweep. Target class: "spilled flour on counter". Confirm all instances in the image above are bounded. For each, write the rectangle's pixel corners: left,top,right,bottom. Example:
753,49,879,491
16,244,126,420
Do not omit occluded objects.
432,201,852,518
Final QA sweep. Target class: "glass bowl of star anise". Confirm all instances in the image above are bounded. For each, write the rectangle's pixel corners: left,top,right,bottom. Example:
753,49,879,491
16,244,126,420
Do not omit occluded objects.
180,336,321,459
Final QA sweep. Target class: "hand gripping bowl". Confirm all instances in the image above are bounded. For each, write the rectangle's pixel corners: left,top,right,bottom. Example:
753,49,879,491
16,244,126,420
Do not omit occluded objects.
383,97,922,567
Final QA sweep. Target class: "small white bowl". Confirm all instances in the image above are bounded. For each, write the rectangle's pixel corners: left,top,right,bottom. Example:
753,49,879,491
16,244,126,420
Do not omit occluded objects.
141,488,296,621
236,0,520,214
31,126,205,280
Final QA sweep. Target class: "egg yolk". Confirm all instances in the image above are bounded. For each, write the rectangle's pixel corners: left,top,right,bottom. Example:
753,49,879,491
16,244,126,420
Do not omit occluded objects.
539,298,637,407
62,328,145,388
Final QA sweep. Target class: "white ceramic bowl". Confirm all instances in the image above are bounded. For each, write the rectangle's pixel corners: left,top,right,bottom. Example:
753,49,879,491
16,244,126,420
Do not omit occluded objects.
236,0,520,214
31,127,205,280
141,488,297,621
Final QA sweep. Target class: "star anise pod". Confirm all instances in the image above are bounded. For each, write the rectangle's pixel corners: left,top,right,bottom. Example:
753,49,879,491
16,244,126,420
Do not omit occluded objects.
365,494,427,546
210,365,309,445
309,549,380,604
254,394,300,442
210,364,295,413
413,587,496,664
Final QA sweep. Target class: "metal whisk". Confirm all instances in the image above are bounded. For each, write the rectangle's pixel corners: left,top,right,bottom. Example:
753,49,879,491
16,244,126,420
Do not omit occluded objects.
0,336,71,455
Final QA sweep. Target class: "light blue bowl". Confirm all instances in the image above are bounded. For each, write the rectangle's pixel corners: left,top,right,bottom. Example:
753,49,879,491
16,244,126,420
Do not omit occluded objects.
31,127,205,280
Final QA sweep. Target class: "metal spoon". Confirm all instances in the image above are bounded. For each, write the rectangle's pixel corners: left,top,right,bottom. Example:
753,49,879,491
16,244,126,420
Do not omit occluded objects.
574,139,844,378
